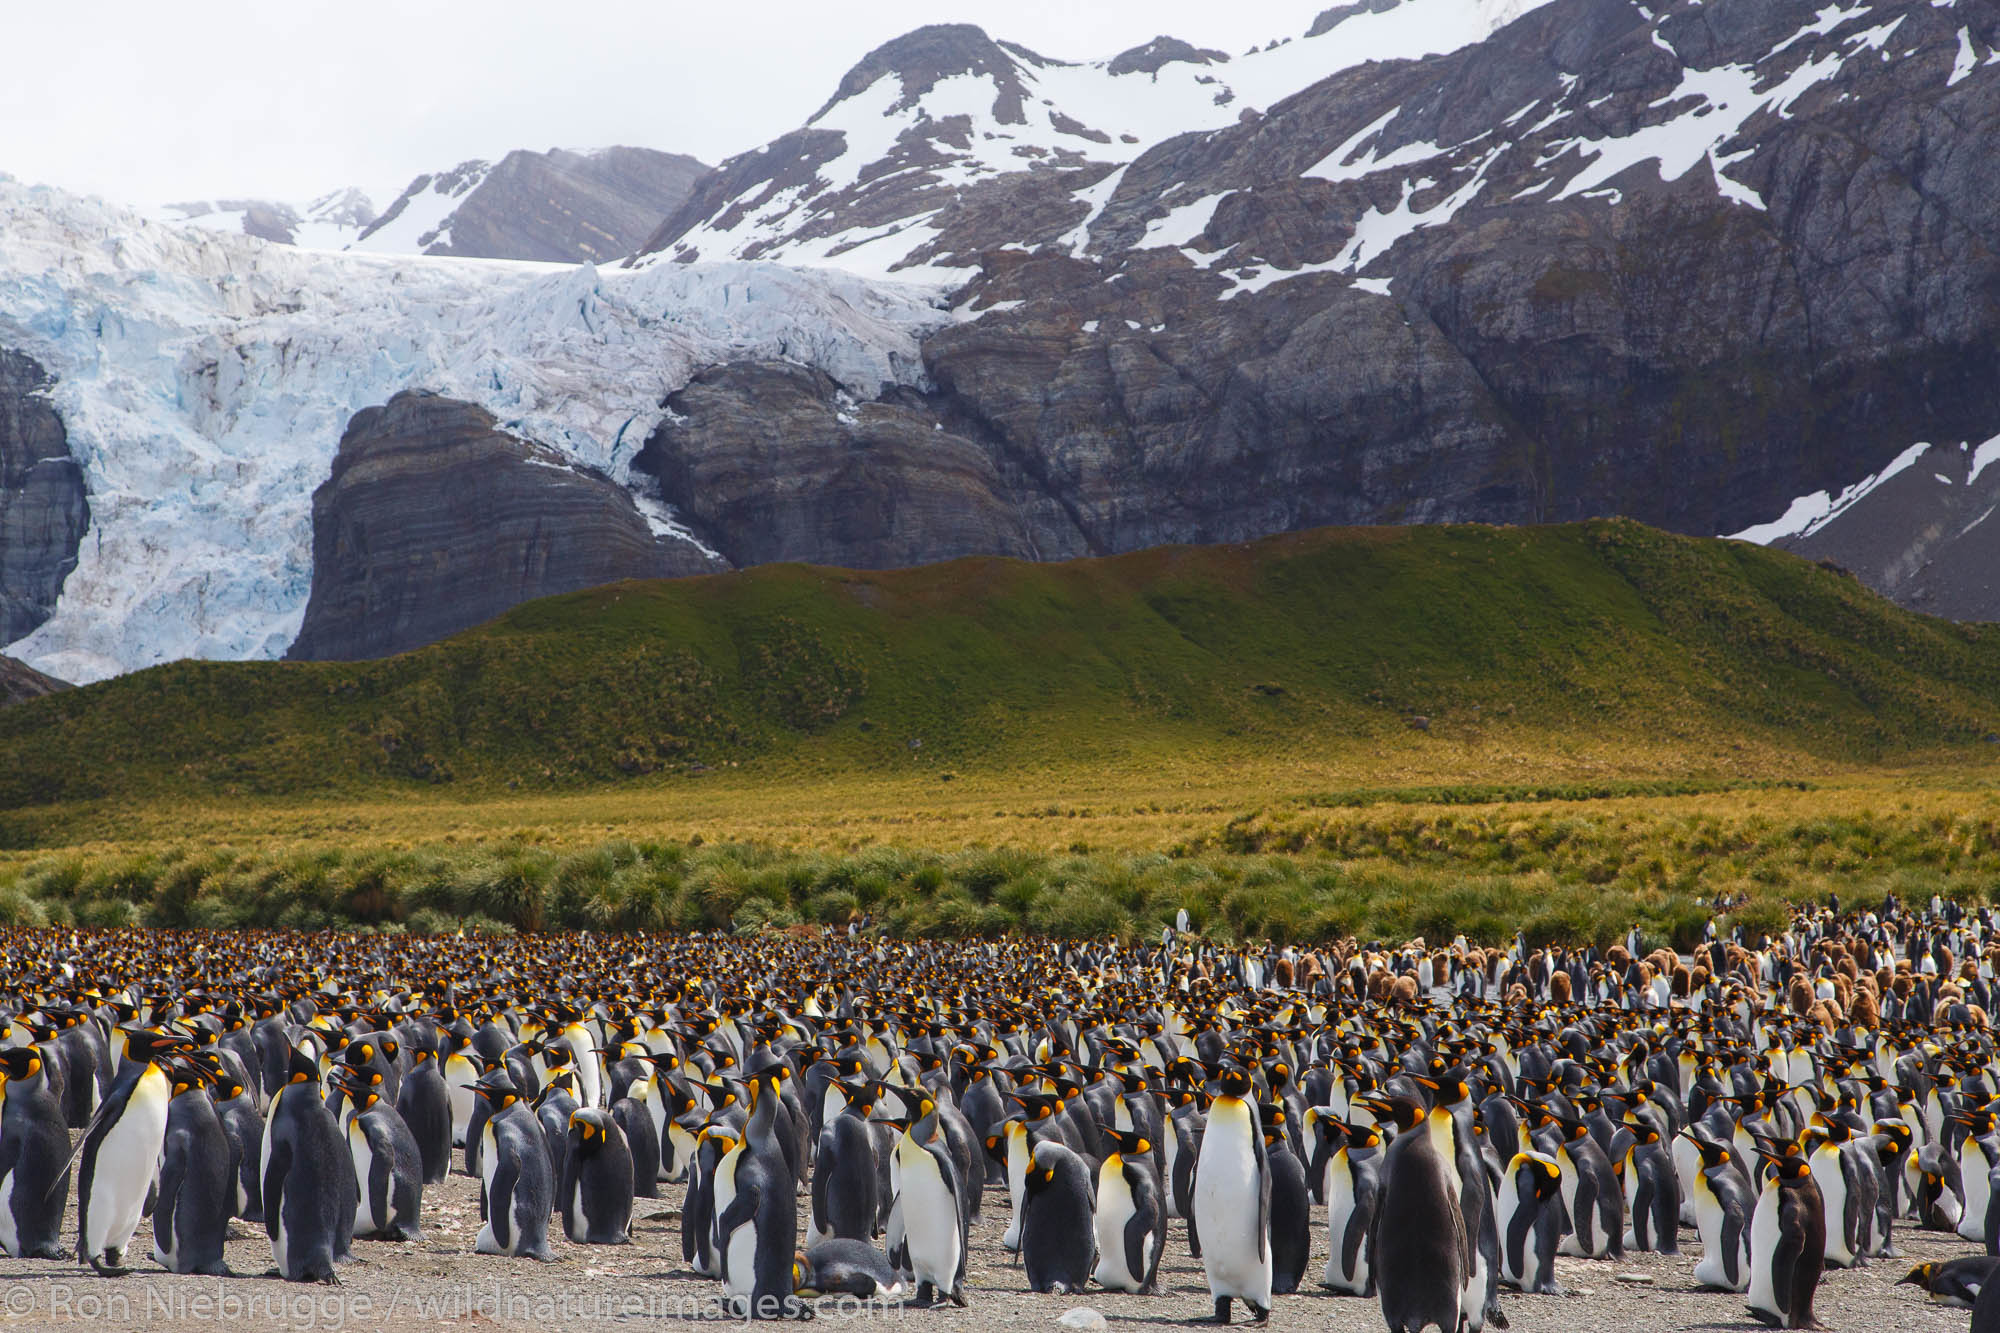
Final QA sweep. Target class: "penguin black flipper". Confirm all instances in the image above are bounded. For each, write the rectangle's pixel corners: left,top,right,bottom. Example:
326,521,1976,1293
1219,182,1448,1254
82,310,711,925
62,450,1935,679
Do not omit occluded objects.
1781,1185,1825,1329
1123,1203,1155,1293
487,1157,517,1254
261,1135,290,1252
1720,1208,1746,1289
1254,1121,1271,1266
154,1151,185,1263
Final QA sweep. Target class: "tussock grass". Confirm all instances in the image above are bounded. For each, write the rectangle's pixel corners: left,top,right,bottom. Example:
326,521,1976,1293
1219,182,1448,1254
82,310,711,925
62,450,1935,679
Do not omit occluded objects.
7,518,2000,946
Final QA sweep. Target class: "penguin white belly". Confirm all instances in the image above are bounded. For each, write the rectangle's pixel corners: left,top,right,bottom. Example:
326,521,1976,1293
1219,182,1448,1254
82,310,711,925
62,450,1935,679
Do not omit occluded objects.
1959,1155,1991,1243
564,1027,602,1108
349,1124,379,1235
1323,1159,1367,1291
1193,1106,1272,1304
475,1125,510,1255
1672,1135,1701,1227
1555,1152,1588,1257
87,1068,170,1254
1745,1183,1782,1317
0,1170,17,1256
1093,1171,1142,1290
901,1168,960,1288
1002,1132,1029,1249
1691,1184,1743,1291
723,1221,759,1299
444,1058,477,1145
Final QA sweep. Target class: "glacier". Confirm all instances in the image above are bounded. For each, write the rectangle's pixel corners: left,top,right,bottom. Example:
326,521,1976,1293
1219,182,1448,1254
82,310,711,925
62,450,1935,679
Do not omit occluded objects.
0,176,953,684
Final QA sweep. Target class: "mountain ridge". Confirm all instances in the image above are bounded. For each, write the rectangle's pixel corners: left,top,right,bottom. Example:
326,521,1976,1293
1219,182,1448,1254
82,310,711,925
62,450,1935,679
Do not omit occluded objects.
5,519,1999,808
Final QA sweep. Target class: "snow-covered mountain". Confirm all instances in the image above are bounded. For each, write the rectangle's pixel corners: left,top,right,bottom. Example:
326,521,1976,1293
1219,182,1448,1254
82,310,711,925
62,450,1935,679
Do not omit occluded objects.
638,0,1544,281
0,176,944,683
356,146,710,263
6,0,2000,683
153,187,379,249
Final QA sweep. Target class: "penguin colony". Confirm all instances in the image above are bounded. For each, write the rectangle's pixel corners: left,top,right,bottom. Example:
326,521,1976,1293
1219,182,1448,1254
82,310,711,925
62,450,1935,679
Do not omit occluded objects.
0,899,1998,1329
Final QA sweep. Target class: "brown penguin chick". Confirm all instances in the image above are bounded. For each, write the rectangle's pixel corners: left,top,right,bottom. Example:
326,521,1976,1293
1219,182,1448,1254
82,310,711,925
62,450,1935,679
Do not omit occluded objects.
1549,971,1572,1005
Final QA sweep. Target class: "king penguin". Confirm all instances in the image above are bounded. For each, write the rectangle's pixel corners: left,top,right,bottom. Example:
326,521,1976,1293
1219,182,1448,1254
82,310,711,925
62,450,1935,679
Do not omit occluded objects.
395,1044,454,1186
1314,1114,1382,1297
151,1061,236,1275
1021,1137,1095,1294
1687,1134,1753,1293
1495,1151,1563,1295
76,1027,191,1274
0,1045,71,1258
562,1107,634,1245
893,1108,969,1308
1193,1064,1273,1324
716,1072,810,1317
329,1065,424,1241
472,1072,554,1260
262,1045,358,1281
1092,1126,1165,1295
1361,1090,1466,1333
1746,1151,1826,1329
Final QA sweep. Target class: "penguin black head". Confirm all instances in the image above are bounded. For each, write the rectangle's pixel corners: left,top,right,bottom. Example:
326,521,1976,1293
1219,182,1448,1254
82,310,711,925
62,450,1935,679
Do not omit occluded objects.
123,1027,194,1065
472,1072,523,1110
284,1045,321,1086
1213,1064,1254,1100
1357,1092,1425,1132
0,1046,44,1082
1897,1263,1938,1287
1102,1127,1152,1157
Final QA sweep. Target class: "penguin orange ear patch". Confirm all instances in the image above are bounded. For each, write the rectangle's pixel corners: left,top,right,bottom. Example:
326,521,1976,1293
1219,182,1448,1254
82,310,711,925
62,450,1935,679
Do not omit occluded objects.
1137,1139,1150,1153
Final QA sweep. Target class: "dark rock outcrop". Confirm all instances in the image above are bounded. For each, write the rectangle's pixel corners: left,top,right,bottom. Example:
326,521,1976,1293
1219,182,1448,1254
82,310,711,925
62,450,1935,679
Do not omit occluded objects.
635,361,1083,568
359,147,709,263
0,653,67,707
1777,442,2000,622
288,392,719,661
0,349,89,647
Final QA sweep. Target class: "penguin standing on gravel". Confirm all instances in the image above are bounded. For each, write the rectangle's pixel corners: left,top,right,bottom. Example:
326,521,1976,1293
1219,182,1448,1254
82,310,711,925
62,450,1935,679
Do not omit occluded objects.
1688,1136,1753,1292
151,1062,236,1275
329,1065,424,1241
262,1046,358,1281
472,1072,554,1260
76,1028,190,1274
1746,1151,1826,1329
1092,1127,1165,1294
0,1045,71,1258
1313,1113,1382,1297
1022,1137,1095,1294
1260,1101,1312,1296
562,1107,634,1244
718,1072,811,1317
893,1108,969,1308
1362,1090,1466,1333
1193,1064,1273,1324
1495,1151,1563,1295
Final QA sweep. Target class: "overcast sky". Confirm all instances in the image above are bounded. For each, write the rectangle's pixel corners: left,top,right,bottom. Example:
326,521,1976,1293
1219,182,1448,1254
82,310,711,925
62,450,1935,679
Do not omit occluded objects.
2,0,1328,208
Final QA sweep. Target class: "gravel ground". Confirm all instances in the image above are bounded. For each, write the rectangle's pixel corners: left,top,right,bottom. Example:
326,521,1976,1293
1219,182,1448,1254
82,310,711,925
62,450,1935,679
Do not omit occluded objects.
0,1168,1981,1333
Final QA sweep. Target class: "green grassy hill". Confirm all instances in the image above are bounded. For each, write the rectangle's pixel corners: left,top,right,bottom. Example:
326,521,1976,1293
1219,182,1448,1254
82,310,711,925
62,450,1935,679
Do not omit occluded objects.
6,518,2000,808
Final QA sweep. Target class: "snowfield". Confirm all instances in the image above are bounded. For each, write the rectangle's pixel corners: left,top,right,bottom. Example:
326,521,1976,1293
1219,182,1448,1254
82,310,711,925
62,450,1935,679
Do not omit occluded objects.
0,176,951,683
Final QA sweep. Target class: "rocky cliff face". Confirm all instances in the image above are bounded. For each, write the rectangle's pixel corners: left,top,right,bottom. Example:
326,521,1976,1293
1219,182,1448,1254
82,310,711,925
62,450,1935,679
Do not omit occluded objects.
356,146,710,263
0,350,88,646
288,392,721,661
635,361,1082,568
0,652,66,707
637,0,2000,549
